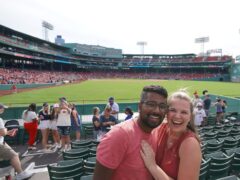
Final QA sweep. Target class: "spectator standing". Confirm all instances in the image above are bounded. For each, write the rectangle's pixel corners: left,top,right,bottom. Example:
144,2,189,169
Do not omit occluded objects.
192,91,203,109
92,107,101,140
70,104,81,141
11,84,17,93
22,103,38,150
38,103,52,153
222,100,227,119
49,104,61,148
215,98,223,124
56,100,71,152
194,103,207,127
203,94,211,117
107,97,119,120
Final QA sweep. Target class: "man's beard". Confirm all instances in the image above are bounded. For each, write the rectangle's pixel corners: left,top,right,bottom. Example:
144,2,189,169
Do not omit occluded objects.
141,113,163,129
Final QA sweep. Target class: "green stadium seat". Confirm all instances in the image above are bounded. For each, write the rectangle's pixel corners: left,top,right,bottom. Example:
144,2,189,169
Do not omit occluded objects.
199,158,210,180
216,175,240,180
218,137,238,151
202,126,214,132
225,147,240,174
47,159,84,180
204,151,234,179
205,139,223,153
208,165,230,180
71,140,93,149
82,125,94,139
230,127,240,136
204,131,218,140
63,148,90,160
214,124,224,131
217,129,231,138
80,175,93,180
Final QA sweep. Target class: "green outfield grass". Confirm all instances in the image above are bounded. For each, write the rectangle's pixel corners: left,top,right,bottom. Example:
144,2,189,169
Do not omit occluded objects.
0,79,240,106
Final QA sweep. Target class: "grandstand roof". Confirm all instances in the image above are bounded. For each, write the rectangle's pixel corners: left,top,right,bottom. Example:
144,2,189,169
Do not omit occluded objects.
0,24,69,50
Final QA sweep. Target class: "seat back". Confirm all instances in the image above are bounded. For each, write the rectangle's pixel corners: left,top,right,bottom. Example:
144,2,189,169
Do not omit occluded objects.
216,175,240,180
47,159,84,180
80,175,93,180
82,125,94,139
63,149,90,160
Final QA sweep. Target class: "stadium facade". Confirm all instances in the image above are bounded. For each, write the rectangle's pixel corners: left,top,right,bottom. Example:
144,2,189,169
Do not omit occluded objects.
0,24,239,82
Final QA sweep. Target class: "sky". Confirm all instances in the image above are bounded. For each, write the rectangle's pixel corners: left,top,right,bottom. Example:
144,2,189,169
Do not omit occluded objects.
0,0,240,56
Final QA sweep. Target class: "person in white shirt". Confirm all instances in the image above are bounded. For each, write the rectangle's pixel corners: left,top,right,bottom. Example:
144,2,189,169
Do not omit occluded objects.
192,91,203,109
56,99,71,152
0,103,33,180
107,97,119,120
22,103,38,150
194,102,206,127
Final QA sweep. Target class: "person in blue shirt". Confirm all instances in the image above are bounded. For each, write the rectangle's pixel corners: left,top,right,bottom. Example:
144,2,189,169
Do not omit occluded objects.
124,107,133,120
99,105,117,133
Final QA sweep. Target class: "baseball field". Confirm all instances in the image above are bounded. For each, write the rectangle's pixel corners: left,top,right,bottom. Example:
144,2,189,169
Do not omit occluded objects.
0,79,240,106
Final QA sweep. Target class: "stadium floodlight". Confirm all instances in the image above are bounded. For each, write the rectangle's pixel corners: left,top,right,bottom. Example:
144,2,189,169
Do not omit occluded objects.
42,21,54,41
195,37,209,57
137,41,147,54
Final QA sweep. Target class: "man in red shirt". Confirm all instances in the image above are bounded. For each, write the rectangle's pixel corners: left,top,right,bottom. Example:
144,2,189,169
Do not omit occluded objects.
94,85,168,180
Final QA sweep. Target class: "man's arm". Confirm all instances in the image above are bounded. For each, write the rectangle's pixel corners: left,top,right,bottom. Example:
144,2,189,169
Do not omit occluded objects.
93,160,114,180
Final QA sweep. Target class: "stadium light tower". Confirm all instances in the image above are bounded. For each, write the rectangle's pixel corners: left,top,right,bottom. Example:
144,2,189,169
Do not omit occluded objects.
137,41,147,54
42,21,54,41
195,37,209,57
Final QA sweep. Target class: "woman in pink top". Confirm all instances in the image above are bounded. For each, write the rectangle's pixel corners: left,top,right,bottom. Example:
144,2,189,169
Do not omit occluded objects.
140,90,202,180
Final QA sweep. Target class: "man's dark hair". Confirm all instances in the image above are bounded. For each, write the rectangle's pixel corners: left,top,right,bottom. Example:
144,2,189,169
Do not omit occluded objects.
140,85,168,102
28,103,37,112
202,90,208,95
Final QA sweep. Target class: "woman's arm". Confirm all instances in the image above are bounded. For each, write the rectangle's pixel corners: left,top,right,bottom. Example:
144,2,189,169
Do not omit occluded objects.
140,140,174,180
177,137,202,180
93,116,101,127
72,110,79,126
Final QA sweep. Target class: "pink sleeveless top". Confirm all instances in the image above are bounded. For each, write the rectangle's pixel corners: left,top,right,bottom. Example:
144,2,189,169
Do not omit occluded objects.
154,123,197,180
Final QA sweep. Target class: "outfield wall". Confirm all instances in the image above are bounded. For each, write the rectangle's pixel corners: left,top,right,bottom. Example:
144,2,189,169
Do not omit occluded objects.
0,83,55,90
1,102,139,120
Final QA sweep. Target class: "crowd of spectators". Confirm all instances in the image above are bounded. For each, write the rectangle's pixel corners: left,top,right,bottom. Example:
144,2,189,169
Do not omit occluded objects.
0,68,220,85
0,68,87,84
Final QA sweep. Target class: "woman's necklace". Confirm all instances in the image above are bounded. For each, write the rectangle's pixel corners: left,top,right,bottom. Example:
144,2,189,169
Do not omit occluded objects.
167,137,176,148
167,132,180,148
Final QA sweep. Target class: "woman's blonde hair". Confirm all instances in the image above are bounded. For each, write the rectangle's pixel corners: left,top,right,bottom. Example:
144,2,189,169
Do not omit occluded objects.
168,89,200,141
92,107,100,115
104,105,112,112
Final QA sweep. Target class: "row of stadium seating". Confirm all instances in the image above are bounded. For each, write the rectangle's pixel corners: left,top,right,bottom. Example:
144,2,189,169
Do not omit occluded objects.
122,55,231,65
200,148,240,180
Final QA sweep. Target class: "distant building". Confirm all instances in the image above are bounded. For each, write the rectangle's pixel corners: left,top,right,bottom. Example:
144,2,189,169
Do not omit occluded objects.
64,43,122,58
55,35,65,46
